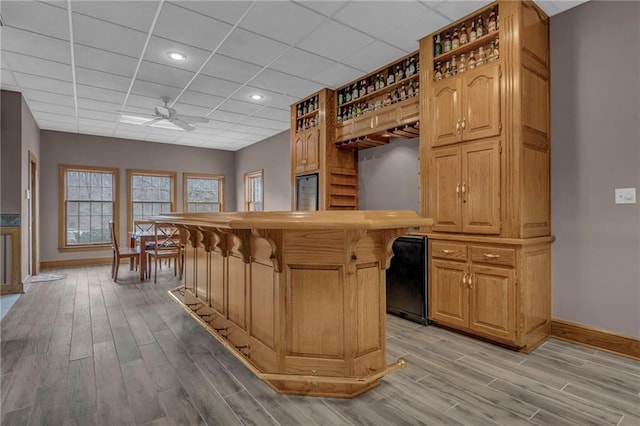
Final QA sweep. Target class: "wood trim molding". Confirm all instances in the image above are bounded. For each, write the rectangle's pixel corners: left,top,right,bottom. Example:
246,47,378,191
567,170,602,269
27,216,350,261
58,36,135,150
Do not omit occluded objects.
551,318,640,360
40,257,111,269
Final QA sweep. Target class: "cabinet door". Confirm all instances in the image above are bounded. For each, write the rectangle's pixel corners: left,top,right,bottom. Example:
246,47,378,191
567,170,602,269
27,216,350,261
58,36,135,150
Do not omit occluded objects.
468,265,515,342
305,129,320,171
430,259,468,328
461,63,501,142
461,139,501,234
431,79,461,147
431,147,462,232
293,134,306,174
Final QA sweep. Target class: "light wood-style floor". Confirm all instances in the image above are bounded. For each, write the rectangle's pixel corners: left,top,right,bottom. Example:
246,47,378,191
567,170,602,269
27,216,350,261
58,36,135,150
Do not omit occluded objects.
1,265,639,426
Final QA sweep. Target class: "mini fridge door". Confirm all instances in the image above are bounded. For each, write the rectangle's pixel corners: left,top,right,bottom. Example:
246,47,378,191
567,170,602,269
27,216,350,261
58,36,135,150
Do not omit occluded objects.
296,174,318,211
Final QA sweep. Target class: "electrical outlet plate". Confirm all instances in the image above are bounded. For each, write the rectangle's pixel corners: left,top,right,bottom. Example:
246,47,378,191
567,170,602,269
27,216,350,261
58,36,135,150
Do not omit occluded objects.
615,187,636,204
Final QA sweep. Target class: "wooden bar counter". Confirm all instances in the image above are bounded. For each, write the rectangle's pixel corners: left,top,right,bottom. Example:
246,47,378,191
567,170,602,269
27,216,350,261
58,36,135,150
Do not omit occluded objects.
154,210,432,398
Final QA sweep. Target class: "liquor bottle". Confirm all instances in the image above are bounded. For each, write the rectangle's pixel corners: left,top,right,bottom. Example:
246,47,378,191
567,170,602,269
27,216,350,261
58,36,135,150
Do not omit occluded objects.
469,19,477,41
460,23,468,45
408,57,416,76
434,34,442,56
434,62,443,81
450,55,457,76
458,53,466,74
355,103,362,117
303,101,308,115
408,80,415,97
347,105,353,120
337,108,342,122
494,37,500,59
384,91,392,107
477,46,486,66
416,58,420,73
414,80,419,96
477,16,485,38
352,83,359,100
368,78,374,94
468,51,476,70
396,64,404,81
387,67,395,85
488,41,496,61
361,80,367,97
444,61,451,78
400,83,407,100
443,31,452,53
452,27,460,50
488,6,497,33
379,72,385,89
309,97,315,112
297,104,302,117
392,87,400,103
309,115,315,127
405,58,411,76
345,88,351,103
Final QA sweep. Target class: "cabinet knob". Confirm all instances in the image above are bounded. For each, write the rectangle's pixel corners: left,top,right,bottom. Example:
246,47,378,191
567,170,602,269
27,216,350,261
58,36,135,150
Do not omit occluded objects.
462,274,467,287
468,274,473,289
456,184,461,196
483,253,500,259
455,120,461,134
461,118,467,130
461,182,467,194
441,249,454,254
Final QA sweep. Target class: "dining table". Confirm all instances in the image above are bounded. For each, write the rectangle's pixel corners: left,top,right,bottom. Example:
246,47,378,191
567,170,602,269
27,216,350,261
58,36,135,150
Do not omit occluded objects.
129,230,157,281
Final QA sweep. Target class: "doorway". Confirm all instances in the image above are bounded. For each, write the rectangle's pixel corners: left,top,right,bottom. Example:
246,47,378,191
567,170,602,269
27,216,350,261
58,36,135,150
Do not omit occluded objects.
28,151,38,276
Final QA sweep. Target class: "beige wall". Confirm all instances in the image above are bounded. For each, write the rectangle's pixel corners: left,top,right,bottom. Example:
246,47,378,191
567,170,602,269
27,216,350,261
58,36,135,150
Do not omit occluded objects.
550,1,640,337
39,130,236,263
21,96,40,278
234,130,291,211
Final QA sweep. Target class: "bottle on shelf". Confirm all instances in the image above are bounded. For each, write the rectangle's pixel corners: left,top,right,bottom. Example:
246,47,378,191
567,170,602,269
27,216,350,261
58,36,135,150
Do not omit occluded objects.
452,27,460,50
469,19,477,42
337,107,342,122
379,72,385,89
297,104,302,117
400,83,407,100
396,63,404,81
443,31,452,53
345,88,352,103
352,83,359,100
387,67,395,85
460,23,468,45
494,37,500,59
303,101,308,115
435,62,443,81
361,80,367,97
434,34,442,56
414,80,419,96
384,91,392,107
368,78,375,94
408,80,415,97
347,105,353,120
409,57,416,76
445,61,451,78
458,53,466,73
468,51,476,70
477,16,485,38
392,87,400,103
337,91,343,106
450,55,457,76
488,6,497,33
477,46,486,66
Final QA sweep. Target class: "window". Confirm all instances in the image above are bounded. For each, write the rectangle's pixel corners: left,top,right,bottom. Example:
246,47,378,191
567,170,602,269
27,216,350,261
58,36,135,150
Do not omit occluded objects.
244,170,263,211
127,170,176,232
183,173,225,212
59,165,118,250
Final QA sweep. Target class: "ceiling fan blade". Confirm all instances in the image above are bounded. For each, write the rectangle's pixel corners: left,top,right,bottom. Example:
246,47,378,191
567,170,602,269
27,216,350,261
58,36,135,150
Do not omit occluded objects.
142,117,163,127
171,118,196,132
177,114,209,124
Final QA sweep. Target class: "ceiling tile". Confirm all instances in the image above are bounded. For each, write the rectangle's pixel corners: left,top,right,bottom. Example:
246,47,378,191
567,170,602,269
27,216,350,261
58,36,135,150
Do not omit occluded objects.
188,75,242,98
171,103,212,118
136,61,195,89
36,119,78,132
179,91,225,110
71,0,160,32
76,68,131,93
174,1,254,25
434,1,492,21
381,9,451,51
217,28,290,67
154,3,233,51
230,124,283,137
143,36,211,72
79,118,116,129
239,2,325,45
78,109,120,122
268,48,336,80
333,1,430,39
250,69,324,99
241,116,289,130
76,84,126,104
32,110,76,121
78,127,115,137
297,20,374,62
197,120,231,131
76,98,123,114
21,89,75,107
341,41,408,75
200,54,263,84
252,107,289,122
72,12,147,57
311,62,365,88
233,86,298,110
0,69,19,89
2,1,70,40
217,99,262,115
114,129,151,140
2,52,72,82
216,131,247,140
13,72,74,96
130,80,182,103
73,45,138,77
207,110,246,124
298,1,349,17
1,27,71,63
27,101,76,117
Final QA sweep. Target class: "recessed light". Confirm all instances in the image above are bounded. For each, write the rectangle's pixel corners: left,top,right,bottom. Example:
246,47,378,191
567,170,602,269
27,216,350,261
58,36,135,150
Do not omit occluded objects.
167,51,187,61
250,94,264,100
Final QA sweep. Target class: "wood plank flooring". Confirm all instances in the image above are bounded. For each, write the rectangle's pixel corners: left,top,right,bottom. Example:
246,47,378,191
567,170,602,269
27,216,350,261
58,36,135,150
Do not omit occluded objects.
1,265,639,425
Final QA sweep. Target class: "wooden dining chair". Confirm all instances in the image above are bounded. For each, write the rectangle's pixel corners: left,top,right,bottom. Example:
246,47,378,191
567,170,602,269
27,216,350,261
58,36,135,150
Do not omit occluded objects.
147,223,183,283
109,221,141,282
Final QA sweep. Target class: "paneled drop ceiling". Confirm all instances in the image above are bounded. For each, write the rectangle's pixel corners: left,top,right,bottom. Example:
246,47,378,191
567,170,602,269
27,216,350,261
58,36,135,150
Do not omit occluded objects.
0,0,586,151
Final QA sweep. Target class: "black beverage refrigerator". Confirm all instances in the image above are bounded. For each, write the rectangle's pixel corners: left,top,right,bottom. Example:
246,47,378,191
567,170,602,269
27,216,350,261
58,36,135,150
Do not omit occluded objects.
386,235,429,325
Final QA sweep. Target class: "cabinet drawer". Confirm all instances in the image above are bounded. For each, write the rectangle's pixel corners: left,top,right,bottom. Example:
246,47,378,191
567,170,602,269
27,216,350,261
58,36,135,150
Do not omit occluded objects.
431,241,467,261
470,246,515,267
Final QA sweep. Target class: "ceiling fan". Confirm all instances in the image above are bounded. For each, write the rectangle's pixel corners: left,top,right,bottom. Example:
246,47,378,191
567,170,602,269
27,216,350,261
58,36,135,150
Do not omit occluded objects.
121,97,209,131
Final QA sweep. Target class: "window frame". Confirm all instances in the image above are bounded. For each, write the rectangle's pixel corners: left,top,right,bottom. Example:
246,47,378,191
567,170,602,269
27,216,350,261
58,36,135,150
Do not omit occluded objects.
126,169,177,233
182,173,225,213
58,164,119,251
244,169,264,212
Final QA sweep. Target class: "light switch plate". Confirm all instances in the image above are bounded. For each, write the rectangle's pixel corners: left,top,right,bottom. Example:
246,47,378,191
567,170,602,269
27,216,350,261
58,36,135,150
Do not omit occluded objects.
615,187,636,204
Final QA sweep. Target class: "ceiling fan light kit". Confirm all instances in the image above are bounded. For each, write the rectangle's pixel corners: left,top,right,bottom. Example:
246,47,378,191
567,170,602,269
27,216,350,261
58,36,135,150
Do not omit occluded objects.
120,97,209,132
